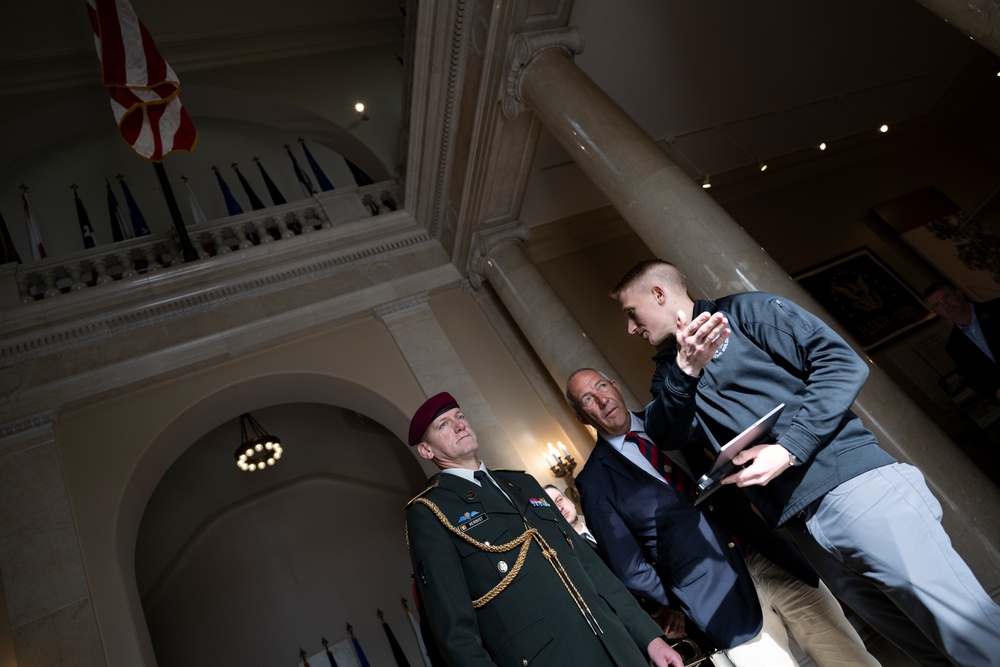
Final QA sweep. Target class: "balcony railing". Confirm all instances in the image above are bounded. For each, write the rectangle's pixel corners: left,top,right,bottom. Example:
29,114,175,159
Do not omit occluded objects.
6,182,402,305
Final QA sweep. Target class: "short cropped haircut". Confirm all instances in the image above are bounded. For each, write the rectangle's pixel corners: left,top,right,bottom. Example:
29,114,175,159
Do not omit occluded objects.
610,259,687,299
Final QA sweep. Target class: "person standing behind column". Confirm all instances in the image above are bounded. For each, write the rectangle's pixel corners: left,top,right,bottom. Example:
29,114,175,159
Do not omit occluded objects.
612,259,1000,667
566,368,880,667
404,391,683,667
923,282,1000,403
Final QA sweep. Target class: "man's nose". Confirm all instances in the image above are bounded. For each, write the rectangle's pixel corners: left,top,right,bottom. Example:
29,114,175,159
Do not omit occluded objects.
627,319,638,334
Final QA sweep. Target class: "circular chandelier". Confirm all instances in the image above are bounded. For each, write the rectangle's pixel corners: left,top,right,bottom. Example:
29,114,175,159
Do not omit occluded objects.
235,412,283,472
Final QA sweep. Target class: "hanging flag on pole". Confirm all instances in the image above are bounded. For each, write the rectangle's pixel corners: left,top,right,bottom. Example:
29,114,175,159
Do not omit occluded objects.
72,184,100,249
299,138,334,191
345,158,374,187
285,144,315,198
180,175,208,226
347,624,372,667
86,0,198,162
377,609,412,667
212,166,244,216
105,178,131,242
402,597,433,667
254,157,287,206
0,209,21,265
117,175,150,236
19,185,46,261
321,637,340,667
232,163,265,210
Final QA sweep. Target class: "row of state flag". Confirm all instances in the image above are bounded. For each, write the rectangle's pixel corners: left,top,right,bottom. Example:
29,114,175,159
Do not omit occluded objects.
299,600,432,667
0,143,375,266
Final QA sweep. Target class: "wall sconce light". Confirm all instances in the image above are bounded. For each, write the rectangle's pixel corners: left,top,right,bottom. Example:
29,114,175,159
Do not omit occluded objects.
235,412,283,472
542,441,581,506
354,101,369,121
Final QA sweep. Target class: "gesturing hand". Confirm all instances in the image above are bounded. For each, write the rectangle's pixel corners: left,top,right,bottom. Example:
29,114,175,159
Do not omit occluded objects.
675,310,730,377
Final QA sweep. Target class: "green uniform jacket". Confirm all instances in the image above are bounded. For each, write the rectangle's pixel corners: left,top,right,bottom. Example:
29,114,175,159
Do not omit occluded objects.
406,469,664,667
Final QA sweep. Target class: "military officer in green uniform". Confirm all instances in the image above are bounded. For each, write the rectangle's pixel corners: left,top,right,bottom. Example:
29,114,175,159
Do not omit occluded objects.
405,392,684,667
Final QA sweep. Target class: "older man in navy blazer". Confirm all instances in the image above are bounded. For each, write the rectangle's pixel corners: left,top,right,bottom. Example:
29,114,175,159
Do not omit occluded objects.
568,368,879,667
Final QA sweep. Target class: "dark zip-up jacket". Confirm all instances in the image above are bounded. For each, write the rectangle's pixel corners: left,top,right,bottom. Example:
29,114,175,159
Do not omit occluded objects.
645,293,895,527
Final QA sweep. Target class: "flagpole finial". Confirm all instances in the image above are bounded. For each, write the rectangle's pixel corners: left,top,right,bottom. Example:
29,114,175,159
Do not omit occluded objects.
298,137,305,143
253,156,261,163
377,609,384,621
71,183,80,192
401,596,409,610
231,162,239,170
211,165,219,172
346,622,354,636
19,184,28,192
283,144,291,150
180,175,188,183
115,173,125,181
321,636,329,649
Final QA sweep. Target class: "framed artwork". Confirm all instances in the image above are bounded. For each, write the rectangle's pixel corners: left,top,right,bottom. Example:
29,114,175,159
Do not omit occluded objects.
794,247,935,350
870,185,1000,301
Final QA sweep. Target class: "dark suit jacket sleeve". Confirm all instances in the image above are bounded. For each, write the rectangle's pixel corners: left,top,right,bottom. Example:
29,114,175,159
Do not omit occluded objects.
406,503,496,667
947,299,1000,400
580,478,674,609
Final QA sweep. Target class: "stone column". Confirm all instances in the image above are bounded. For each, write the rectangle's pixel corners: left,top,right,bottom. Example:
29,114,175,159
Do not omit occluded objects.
504,28,1000,586
913,0,1000,58
374,294,522,470
470,222,641,408
0,418,105,666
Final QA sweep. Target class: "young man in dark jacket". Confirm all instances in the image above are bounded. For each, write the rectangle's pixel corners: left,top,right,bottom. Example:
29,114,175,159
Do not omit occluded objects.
613,259,1000,667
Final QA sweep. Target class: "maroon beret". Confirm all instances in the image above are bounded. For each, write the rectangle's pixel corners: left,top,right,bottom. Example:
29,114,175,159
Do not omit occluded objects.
408,392,460,446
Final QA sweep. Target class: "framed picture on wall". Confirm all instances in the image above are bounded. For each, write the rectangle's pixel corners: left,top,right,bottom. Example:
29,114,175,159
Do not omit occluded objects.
793,247,935,351
870,185,1000,301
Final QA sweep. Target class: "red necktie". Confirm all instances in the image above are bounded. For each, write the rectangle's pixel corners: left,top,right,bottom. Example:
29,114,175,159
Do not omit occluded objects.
624,431,696,498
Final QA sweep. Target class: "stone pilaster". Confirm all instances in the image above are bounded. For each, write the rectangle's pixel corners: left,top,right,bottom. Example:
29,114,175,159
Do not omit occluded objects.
374,295,521,469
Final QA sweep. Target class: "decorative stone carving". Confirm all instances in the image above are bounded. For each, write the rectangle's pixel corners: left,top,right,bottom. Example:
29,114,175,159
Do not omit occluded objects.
502,26,585,120
468,222,531,289
371,293,431,324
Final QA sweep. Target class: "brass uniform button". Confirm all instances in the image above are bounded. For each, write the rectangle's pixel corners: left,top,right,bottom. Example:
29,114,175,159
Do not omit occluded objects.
728,541,736,549
708,504,714,511
521,660,528,666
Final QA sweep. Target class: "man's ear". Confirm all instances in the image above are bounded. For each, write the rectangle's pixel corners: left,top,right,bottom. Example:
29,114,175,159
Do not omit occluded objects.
651,284,666,304
573,411,587,425
415,441,434,461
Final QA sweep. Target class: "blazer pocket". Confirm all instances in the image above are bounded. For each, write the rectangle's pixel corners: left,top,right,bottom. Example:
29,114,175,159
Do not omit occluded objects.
490,617,554,667
670,558,708,590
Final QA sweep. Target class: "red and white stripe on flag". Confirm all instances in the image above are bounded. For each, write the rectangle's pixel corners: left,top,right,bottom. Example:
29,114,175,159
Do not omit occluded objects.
86,0,197,161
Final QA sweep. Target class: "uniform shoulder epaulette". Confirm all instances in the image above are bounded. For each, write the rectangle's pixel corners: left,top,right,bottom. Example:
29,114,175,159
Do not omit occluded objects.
403,484,437,510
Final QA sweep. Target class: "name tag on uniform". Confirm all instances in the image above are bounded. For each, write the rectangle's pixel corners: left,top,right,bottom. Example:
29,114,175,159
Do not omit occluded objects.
458,512,489,532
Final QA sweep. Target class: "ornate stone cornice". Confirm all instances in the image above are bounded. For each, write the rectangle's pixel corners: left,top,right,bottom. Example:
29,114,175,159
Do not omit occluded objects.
467,222,531,289
0,225,434,365
0,410,57,449
502,26,585,120
372,293,431,324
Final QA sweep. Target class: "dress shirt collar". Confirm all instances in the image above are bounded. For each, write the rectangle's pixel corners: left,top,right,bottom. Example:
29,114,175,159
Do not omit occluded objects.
441,461,488,485
605,412,646,453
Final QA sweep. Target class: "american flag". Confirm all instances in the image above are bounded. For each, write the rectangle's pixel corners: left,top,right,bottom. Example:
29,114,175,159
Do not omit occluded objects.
86,0,197,161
